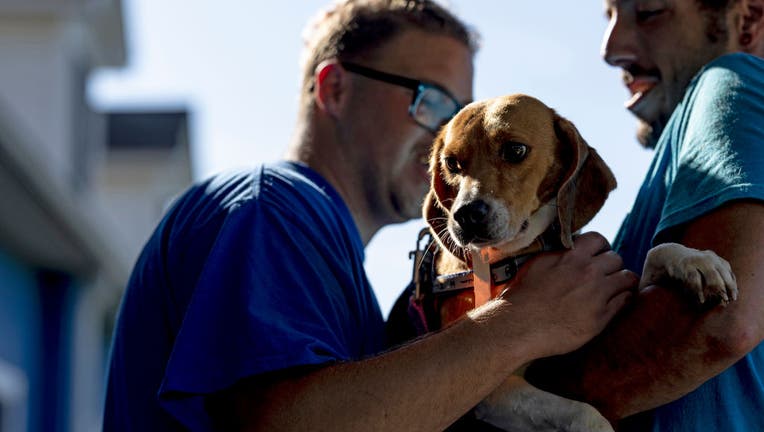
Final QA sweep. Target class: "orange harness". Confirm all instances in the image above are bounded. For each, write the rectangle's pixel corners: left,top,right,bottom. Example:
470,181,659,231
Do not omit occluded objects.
408,227,560,331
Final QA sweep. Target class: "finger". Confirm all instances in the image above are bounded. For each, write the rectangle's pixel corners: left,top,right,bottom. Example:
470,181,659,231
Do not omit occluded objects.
591,250,626,275
605,290,634,320
606,270,639,300
572,232,611,256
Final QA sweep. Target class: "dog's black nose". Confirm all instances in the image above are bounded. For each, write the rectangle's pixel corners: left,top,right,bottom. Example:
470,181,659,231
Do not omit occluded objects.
453,200,490,239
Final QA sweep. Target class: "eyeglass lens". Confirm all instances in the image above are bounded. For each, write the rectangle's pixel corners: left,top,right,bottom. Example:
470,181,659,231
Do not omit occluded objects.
411,85,460,132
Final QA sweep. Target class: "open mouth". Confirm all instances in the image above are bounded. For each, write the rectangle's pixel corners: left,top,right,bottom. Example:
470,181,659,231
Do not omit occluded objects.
625,76,659,110
622,68,660,111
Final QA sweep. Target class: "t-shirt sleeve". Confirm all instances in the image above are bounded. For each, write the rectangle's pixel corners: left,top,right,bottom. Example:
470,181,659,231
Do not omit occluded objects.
156,194,361,428
657,54,764,236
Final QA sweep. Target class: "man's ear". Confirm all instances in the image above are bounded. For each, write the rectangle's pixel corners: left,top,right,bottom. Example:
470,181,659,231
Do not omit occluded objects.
314,60,347,118
739,0,764,49
554,114,617,248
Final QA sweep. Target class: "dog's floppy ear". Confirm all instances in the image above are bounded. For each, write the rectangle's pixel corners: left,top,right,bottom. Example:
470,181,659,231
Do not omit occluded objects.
554,114,617,248
423,131,467,262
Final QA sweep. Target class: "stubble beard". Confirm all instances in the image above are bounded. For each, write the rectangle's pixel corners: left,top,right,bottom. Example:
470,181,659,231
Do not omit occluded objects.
636,121,659,149
634,7,731,149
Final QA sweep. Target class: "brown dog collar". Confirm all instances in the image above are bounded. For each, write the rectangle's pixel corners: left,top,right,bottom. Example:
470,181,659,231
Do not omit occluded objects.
411,226,562,301
431,254,531,295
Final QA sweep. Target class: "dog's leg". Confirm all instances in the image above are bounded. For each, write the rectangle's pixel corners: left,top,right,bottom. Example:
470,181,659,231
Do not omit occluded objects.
641,242,738,305
474,375,614,432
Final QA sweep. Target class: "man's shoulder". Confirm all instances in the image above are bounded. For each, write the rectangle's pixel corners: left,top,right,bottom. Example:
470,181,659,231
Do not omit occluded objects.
258,161,335,198
185,162,330,212
161,161,357,250
679,53,764,119
255,162,350,217
704,52,764,72
695,53,764,88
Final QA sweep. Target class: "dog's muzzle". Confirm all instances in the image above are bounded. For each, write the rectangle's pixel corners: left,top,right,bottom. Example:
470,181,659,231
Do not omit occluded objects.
452,200,491,244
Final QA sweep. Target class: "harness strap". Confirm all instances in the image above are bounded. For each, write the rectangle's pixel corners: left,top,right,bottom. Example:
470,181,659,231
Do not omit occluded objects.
407,226,562,334
412,225,564,296
431,253,532,295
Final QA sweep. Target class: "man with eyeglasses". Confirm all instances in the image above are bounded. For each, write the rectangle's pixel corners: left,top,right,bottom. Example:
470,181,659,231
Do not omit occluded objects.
104,1,636,430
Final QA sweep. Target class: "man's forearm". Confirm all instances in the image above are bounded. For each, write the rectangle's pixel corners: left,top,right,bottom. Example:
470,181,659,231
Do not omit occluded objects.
528,201,764,421
209,233,637,431
528,285,746,420
231,301,535,431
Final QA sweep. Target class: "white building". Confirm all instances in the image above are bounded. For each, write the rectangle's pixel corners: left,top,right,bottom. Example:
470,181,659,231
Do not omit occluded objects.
0,1,192,430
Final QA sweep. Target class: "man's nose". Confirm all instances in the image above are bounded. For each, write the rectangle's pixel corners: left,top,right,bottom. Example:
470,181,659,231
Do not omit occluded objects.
601,13,638,68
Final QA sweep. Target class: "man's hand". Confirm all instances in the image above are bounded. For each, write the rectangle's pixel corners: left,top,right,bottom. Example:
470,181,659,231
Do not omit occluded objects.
479,232,638,358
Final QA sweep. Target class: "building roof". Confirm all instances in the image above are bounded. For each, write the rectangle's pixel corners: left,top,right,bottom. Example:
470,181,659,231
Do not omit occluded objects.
107,111,188,150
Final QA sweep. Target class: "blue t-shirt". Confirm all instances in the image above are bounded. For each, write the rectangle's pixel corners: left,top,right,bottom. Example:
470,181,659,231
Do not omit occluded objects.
104,162,386,431
613,53,764,431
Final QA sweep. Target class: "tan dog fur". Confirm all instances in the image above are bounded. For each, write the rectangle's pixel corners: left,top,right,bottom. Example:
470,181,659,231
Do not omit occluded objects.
424,94,618,326
422,94,738,431
425,94,615,272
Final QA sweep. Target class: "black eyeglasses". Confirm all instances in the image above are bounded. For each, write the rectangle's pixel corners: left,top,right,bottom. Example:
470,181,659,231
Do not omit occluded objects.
341,61,463,133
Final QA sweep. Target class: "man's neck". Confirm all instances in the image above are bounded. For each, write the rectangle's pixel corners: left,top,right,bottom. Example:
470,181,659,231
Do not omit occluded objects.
285,132,381,247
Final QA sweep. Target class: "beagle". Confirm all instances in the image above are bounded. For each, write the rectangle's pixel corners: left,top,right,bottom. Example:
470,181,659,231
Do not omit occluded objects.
422,94,738,431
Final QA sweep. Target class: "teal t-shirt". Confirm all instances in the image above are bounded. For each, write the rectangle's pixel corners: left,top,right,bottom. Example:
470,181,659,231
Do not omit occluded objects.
613,53,764,430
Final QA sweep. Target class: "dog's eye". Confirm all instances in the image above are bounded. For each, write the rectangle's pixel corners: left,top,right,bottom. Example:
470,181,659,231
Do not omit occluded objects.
500,142,529,163
444,156,461,173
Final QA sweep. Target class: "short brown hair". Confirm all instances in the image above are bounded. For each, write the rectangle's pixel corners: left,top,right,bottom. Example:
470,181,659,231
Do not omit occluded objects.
299,0,479,106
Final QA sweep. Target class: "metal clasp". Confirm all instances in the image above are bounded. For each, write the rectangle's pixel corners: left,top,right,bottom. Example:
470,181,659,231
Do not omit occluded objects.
409,227,436,299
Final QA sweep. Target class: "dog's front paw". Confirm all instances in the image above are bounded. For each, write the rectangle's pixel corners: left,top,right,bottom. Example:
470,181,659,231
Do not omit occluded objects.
563,401,615,432
642,243,738,306
475,376,614,432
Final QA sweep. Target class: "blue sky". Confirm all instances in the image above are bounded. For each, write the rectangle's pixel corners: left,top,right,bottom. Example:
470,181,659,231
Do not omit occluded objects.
90,0,654,316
